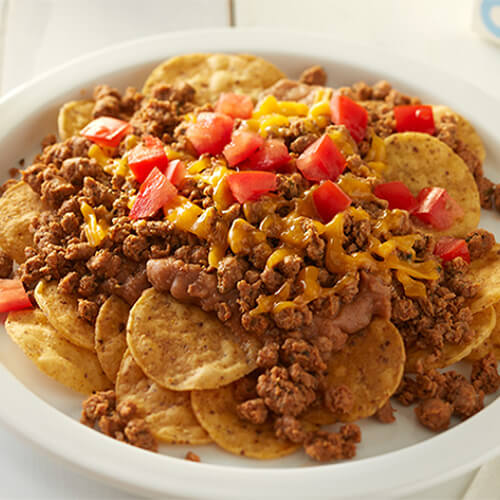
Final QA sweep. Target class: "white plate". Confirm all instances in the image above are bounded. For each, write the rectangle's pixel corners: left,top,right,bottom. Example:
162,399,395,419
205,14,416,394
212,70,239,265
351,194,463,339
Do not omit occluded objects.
1,28,500,499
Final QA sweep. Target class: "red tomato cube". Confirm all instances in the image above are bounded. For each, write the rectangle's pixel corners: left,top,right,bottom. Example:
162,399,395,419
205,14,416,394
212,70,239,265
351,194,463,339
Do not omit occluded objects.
434,237,470,264
215,93,254,119
330,93,368,143
296,134,346,182
373,181,418,212
128,135,169,183
394,105,435,135
312,180,352,222
241,139,291,171
186,112,234,156
223,130,264,167
129,167,177,219
0,279,32,313
80,116,132,148
226,171,277,203
165,159,187,187
414,187,463,230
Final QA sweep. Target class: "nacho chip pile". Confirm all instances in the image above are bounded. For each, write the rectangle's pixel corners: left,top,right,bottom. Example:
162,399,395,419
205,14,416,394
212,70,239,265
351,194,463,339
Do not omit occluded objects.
2,52,499,463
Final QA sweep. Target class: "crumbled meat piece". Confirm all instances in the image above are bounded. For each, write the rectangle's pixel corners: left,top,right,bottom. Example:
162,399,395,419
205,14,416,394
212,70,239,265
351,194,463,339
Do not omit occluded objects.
78,298,99,324
414,398,452,432
236,398,268,424
185,451,200,462
0,250,13,278
324,385,354,416
65,242,95,261
471,353,500,394
273,304,313,330
466,229,495,260
374,401,396,423
256,341,280,369
40,177,76,208
289,134,318,154
276,173,309,200
274,416,307,443
304,425,361,462
57,271,80,294
299,66,327,86
280,338,326,372
217,256,247,294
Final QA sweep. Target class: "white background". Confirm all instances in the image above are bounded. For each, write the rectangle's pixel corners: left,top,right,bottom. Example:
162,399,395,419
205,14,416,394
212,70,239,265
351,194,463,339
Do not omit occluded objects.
0,0,499,498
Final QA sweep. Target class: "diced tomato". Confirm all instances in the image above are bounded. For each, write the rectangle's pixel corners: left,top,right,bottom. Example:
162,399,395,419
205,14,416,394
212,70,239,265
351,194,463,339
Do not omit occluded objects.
413,187,464,230
330,93,368,143
186,112,234,156
240,139,291,171
165,159,187,187
312,180,352,222
394,105,435,135
434,237,470,264
0,279,32,313
226,171,277,203
129,167,177,219
223,130,264,167
296,134,346,182
215,93,254,119
128,135,169,183
373,181,418,212
80,116,132,148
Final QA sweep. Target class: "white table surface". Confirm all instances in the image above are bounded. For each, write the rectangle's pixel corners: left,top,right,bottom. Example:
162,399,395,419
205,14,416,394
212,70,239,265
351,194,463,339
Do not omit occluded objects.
0,0,499,498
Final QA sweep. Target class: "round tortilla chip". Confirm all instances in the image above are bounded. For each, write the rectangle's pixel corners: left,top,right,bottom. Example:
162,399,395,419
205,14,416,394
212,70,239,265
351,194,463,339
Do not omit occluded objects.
57,100,94,140
191,383,299,459
322,318,405,422
142,53,285,104
116,350,211,444
5,309,110,394
0,181,45,263
406,306,496,372
467,302,500,361
466,245,500,314
432,105,486,164
127,288,260,391
95,296,129,382
383,133,480,237
34,280,95,351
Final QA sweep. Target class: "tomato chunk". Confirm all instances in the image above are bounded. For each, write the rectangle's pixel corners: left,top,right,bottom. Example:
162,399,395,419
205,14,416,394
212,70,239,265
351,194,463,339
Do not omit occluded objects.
165,159,187,187
0,279,32,313
434,237,470,263
186,112,234,156
226,171,277,203
313,180,352,222
223,130,264,167
414,187,463,230
80,116,132,148
129,167,177,219
215,93,254,119
373,181,418,212
241,139,290,171
296,134,345,182
394,105,435,134
330,93,368,143
128,135,169,183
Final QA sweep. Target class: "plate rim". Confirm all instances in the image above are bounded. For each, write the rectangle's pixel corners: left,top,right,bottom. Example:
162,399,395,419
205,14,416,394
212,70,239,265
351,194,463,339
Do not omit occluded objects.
1,27,500,499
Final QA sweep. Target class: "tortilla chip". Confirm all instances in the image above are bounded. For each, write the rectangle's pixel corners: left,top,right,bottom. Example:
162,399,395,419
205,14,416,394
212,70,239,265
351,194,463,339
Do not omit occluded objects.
142,53,285,104
432,105,486,164
127,288,260,391
57,100,94,140
0,181,44,263
406,306,496,372
321,318,405,422
95,296,129,382
467,302,500,361
116,350,211,444
467,245,500,314
34,280,95,351
301,403,336,426
259,79,330,106
383,133,480,237
191,382,299,459
5,309,110,394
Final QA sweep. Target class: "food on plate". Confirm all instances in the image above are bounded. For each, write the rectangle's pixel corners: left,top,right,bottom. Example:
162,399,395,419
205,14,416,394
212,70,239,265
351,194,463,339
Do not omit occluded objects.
5,309,110,394
1,52,499,462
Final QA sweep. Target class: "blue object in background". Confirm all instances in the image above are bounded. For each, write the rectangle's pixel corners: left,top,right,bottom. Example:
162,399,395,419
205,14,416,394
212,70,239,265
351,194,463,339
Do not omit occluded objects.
481,0,500,37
